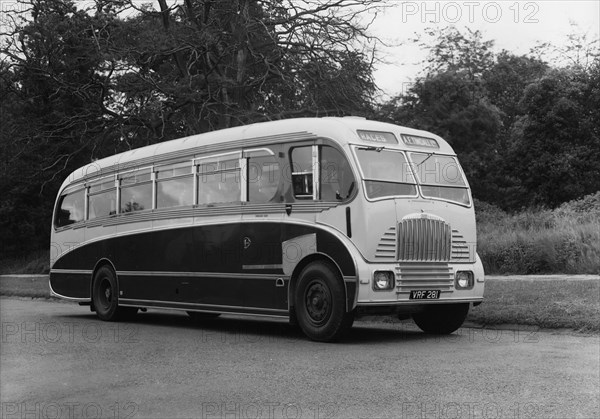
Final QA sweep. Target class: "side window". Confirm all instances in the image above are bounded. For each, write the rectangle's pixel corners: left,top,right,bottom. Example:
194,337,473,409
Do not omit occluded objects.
119,169,152,213
291,146,314,199
156,162,193,208
197,157,241,205
55,189,85,227
320,146,355,201
248,154,280,203
88,178,116,219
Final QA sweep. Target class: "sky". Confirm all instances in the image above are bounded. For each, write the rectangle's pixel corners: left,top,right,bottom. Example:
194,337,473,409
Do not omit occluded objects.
0,0,597,99
367,0,600,98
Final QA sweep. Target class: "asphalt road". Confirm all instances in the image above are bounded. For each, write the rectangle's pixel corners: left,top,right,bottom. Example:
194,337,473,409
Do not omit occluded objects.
1,297,598,419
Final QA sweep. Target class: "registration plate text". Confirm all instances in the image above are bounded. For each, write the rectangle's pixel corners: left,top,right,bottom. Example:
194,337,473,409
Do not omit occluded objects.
409,290,440,300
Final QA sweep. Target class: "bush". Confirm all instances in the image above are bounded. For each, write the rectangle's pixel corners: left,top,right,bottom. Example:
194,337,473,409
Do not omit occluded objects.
476,193,600,274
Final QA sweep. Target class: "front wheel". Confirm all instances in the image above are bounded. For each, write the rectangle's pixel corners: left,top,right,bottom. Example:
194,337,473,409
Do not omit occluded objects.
294,262,354,342
92,266,137,321
412,303,469,334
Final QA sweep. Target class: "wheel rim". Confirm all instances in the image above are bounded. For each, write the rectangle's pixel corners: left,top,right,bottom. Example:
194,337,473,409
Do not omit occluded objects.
304,279,332,326
97,277,113,311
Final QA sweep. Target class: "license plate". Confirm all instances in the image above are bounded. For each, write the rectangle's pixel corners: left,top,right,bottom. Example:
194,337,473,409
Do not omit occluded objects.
409,290,440,300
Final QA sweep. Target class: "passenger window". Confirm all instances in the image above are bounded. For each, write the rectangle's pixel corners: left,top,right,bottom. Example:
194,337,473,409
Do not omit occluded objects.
291,147,313,199
248,155,280,203
197,158,241,205
119,169,152,213
320,146,355,201
157,177,193,208
120,183,152,213
156,162,193,208
55,189,85,227
88,189,116,219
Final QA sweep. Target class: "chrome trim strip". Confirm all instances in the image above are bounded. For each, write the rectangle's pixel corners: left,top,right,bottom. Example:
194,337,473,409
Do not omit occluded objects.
116,271,288,280
71,132,318,185
241,264,283,270
119,298,288,314
50,269,93,275
357,298,483,306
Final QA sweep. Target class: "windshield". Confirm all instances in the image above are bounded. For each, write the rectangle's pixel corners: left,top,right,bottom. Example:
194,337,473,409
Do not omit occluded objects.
354,147,471,205
355,148,417,199
409,152,470,205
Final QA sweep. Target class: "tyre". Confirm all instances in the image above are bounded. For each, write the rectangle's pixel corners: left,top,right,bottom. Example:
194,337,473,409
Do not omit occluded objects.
186,311,221,322
412,303,469,334
294,262,354,342
92,265,137,321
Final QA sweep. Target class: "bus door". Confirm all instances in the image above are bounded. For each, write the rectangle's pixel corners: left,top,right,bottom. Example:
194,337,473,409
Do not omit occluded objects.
240,145,287,310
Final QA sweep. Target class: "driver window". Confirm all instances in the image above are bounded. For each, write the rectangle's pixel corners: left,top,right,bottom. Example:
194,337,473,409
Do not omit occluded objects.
320,146,355,201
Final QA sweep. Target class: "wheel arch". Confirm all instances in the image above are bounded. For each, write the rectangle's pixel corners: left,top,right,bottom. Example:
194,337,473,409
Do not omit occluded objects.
288,252,349,314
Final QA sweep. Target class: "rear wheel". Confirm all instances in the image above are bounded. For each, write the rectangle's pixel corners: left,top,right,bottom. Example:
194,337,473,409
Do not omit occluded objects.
412,303,469,334
92,265,137,321
294,262,354,342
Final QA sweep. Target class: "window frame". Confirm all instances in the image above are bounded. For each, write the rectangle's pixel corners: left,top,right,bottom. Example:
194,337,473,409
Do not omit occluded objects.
243,148,281,204
194,151,243,206
86,174,119,220
408,152,472,207
54,185,87,229
290,145,319,200
351,146,419,202
155,160,195,209
117,166,154,214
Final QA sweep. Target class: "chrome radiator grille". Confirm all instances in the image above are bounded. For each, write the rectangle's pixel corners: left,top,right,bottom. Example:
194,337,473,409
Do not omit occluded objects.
397,218,452,262
395,263,454,294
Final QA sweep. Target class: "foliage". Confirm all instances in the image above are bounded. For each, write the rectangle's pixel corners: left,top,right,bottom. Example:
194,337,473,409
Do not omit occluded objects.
475,194,600,275
0,0,383,256
381,26,600,211
468,279,600,333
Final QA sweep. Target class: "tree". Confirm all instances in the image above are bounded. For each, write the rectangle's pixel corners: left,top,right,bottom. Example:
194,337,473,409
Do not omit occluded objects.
0,0,384,257
508,66,600,207
380,26,599,210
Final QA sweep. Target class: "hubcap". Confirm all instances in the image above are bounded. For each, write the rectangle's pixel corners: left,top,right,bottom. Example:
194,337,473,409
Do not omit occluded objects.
98,278,112,310
305,280,331,325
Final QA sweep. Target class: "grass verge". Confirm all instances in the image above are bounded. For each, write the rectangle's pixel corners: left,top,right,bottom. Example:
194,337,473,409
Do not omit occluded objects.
468,278,600,333
476,192,600,275
0,250,49,275
2,275,598,333
0,275,50,298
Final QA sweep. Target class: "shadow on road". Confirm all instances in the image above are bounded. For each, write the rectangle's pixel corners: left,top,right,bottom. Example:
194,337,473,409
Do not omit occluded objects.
51,309,444,344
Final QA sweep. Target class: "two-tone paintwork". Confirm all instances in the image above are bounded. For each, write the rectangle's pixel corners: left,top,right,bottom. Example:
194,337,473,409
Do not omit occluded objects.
50,117,484,318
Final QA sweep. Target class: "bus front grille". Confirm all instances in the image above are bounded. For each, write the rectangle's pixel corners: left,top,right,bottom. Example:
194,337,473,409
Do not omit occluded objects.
451,230,473,262
395,263,454,294
397,218,452,262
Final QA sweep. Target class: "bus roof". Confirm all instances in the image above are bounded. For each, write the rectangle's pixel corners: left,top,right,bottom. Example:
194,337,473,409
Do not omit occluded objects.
59,117,455,191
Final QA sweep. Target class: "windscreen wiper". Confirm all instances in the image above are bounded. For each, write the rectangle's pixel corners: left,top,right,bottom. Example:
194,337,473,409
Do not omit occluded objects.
415,151,436,168
357,146,385,152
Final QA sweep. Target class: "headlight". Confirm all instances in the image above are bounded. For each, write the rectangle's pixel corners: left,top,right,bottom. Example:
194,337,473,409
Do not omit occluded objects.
455,271,474,289
373,271,394,291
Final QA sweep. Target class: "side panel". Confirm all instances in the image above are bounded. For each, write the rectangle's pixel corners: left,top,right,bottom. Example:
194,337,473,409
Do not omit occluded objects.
50,221,357,312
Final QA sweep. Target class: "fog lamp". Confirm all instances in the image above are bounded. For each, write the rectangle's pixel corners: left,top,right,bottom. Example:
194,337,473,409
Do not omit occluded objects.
455,271,474,289
373,271,394,291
